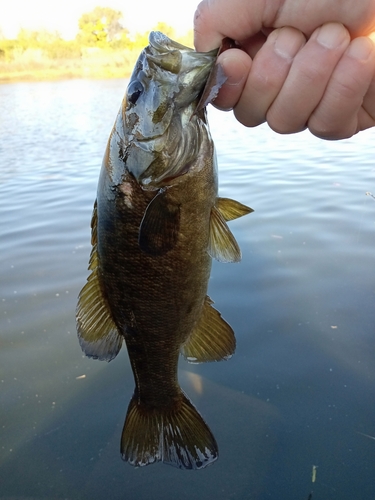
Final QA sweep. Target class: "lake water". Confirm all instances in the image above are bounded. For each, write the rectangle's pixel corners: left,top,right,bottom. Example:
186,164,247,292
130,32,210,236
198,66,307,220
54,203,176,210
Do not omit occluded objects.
0,78,374,500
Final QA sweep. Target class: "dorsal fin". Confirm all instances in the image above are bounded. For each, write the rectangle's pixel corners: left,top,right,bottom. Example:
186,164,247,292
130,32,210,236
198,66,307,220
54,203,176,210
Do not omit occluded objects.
76,201,123,361
138,189,180,255
181,296,235,363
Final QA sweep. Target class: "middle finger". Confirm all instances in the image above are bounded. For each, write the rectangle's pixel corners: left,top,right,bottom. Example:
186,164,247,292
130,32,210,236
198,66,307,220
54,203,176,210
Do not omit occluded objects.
234,26,306,127
267,23,351,134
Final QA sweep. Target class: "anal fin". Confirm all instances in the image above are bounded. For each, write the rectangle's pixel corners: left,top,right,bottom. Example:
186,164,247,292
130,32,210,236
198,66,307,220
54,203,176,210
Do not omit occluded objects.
181,296,235,363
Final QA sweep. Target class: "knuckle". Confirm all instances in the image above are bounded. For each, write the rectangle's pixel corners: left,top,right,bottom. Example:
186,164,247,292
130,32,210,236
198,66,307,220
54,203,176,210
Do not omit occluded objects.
250,67,281,95
333,75,363,101
295,61,329,86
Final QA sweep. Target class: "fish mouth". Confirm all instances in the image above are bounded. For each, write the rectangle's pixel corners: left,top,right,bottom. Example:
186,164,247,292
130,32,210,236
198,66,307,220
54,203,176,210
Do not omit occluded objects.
131,32,218,144
149,31,217,56
147,31,218,81
122,32,219,186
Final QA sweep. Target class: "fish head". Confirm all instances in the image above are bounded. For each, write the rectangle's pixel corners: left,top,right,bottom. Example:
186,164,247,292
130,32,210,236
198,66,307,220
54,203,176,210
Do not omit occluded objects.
121,31,219,187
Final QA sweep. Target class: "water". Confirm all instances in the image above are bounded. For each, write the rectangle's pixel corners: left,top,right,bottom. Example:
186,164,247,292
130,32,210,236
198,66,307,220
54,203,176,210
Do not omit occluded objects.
0,79,374,500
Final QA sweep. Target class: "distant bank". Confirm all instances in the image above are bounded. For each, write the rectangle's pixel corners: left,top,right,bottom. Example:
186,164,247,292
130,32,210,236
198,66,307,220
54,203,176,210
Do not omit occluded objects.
0,48,140,83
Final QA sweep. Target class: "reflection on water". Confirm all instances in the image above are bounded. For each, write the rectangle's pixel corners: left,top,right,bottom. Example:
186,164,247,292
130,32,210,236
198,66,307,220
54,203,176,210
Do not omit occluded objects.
0,79,374,499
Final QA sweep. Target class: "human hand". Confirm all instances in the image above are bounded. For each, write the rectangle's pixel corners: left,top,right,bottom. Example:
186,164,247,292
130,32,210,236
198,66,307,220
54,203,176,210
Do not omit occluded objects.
194,0,375,139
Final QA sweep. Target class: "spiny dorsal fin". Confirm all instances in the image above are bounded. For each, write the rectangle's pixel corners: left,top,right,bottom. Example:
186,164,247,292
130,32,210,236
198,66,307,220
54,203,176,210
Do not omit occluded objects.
76,201,123,362
121,391,217,469
90,199,98,246
208,205,242,263
216,197,253,221
181,296,235,363
139,188,180,255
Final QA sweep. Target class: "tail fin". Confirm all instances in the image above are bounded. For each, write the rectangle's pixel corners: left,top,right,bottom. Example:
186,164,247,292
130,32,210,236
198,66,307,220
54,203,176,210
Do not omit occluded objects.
121,392,218,469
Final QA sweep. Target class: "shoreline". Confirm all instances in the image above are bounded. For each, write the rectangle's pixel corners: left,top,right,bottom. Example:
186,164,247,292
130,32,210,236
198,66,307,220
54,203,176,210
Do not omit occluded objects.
0,50,139,84
0,67,132,84
0,32,195,84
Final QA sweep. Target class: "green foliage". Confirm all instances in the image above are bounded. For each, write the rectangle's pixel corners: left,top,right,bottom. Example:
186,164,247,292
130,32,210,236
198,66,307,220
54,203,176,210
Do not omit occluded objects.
125,31,150,50
152,22,176,40
15,29,81,58
124,24,192,51
44,39,81,59
0,29,81,61
16,28,60,48
77,6,127,48
0,39,16,61
0,6,196,81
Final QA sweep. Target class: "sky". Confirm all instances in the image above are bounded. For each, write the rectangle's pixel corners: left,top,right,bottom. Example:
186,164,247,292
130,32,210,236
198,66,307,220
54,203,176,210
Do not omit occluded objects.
0,0,201,39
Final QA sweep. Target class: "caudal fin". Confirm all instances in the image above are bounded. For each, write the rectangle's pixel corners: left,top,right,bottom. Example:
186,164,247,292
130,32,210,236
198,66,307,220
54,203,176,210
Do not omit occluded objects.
121,392,218,469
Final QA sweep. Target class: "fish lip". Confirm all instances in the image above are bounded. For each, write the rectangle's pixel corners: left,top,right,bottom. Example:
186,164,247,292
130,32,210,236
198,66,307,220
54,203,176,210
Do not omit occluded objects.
148,30,218,63
148,31,218,56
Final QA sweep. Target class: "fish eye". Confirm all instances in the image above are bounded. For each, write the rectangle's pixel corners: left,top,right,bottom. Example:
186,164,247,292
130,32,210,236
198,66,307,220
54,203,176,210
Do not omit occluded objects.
127,80,144,105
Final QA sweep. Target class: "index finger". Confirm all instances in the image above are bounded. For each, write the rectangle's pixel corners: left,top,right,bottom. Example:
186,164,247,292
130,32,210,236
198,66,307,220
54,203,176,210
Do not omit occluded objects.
194,0,275,51
194,0,375,52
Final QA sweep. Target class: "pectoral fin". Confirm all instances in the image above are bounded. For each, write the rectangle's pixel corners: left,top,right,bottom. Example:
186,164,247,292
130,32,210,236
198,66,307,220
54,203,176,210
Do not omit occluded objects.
209,197,253,262
216,197,253,221
181,296,235,363
139,189,180,255
209,205,242,262
76,201,123,362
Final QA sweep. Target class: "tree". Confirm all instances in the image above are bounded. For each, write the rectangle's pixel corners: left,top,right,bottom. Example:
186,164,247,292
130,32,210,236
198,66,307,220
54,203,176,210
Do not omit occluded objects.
152,22,176,40
77,6,126,47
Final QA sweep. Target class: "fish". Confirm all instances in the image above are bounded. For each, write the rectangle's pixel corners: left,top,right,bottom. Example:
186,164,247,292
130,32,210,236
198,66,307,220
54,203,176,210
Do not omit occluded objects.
76,31,253,470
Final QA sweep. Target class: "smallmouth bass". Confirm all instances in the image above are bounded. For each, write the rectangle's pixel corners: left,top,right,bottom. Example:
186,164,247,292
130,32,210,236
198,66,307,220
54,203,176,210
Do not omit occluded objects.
76,32,253,469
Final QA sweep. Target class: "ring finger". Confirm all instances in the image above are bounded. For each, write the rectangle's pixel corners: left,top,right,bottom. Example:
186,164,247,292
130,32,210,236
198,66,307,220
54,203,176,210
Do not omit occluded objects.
233,26,306,127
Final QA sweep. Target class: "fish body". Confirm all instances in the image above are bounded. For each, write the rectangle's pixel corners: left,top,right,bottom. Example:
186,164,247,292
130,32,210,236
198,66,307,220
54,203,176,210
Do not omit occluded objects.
76,32,252,469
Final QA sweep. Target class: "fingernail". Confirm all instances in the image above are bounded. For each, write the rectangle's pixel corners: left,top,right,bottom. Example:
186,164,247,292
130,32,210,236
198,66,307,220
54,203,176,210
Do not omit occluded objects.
273,28,304,60
347,37,374,62
316,23,349,49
